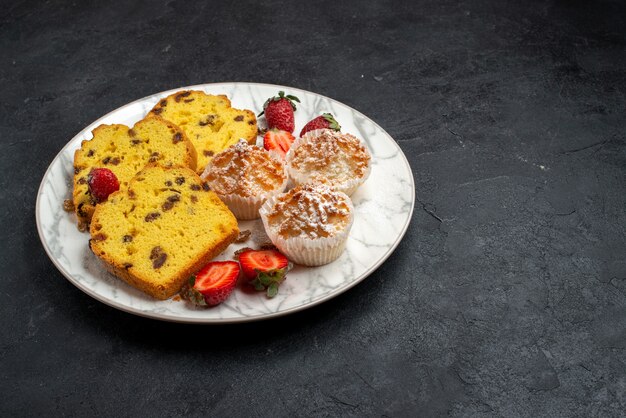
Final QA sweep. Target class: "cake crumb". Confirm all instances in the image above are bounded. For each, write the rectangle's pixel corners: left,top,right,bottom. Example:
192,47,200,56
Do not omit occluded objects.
235,230,251,243
259,242,278,250
63,199,75,212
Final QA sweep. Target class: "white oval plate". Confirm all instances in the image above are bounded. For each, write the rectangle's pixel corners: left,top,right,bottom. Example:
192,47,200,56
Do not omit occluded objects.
36,82,414,323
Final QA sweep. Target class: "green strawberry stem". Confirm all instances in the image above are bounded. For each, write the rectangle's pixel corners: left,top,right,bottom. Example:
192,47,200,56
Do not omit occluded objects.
258,91,301,116
267,283,279,298
180,275,208,306
250,268,287,298
322,113,341,131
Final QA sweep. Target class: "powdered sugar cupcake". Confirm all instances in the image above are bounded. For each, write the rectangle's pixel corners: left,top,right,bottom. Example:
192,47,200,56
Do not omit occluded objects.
285,129,371,196
259,183,354,266
201,140,287,220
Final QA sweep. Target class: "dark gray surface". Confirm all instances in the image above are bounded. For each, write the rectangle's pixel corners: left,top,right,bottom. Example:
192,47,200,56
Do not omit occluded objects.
1,0,625,416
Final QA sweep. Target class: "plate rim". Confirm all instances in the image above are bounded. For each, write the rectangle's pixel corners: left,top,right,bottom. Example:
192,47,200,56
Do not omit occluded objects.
35,81,415,324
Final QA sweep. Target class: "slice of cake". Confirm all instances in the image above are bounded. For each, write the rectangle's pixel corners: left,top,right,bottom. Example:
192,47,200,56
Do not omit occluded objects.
89,164,239,300
147,90,258,173
72,116,197,230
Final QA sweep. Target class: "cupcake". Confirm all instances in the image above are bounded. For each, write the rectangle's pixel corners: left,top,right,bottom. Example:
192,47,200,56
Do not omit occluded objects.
285,129,371,196
259,184,354,266
201,140,287,219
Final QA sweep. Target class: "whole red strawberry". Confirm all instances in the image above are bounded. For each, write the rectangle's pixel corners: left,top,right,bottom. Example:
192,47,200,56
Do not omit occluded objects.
259,91,300,133
299,113,341,137
88,168,120,202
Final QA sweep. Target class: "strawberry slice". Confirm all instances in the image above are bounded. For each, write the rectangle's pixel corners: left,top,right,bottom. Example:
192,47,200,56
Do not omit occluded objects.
263,129,295,159
181,261,240,306
239,249,289,297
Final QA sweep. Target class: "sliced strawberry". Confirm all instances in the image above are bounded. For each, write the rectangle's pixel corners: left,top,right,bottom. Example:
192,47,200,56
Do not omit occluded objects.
239,249,288,278
263,129,295,159
299,113,341,137
239,249,289,298
181,261,240,306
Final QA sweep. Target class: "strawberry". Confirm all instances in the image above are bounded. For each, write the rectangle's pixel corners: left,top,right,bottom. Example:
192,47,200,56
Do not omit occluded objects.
238,249,289,298
263,129,295,159
259,91,300,133
182,261,240,306
299,113,341,137
88,167,120,202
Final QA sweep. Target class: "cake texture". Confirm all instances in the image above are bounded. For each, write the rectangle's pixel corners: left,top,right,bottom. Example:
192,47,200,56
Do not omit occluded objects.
285,129,371,196
201,140,287,220
72,116,197,230
89,165,239,300
148,90,258,173
259,184,354,266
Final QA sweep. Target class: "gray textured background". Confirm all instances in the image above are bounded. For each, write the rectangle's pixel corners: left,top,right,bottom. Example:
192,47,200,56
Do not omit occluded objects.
1,0,625,416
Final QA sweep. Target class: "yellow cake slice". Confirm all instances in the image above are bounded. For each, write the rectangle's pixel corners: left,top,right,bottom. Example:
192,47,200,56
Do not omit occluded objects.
147,90,258,173
72,116,197,230
89,164,239,300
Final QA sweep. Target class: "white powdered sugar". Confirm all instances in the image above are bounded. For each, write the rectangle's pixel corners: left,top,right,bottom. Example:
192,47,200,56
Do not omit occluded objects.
201,139,286,197
285,129,371,196
265,184,351,239
259,184,355,266
200,140,288,219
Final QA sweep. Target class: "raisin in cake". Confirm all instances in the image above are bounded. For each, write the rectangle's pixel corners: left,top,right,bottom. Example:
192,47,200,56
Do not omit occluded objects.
89,165,239,300
148,90,257,173
73,116,197,230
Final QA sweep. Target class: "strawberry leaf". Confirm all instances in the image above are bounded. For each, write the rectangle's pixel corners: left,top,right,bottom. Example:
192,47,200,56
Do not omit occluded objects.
259,92,297,116
180,282,207,306
247,267,287,298
258,272,274,286
322,113,341,131
192,289,208,306
267,283,279,298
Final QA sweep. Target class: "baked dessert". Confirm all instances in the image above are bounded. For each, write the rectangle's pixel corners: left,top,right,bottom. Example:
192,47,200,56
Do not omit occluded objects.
201,140,287,220
285,129,371,196
89,164,239,300
148,90,258,173
259,184,354,266
72,116,197,230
